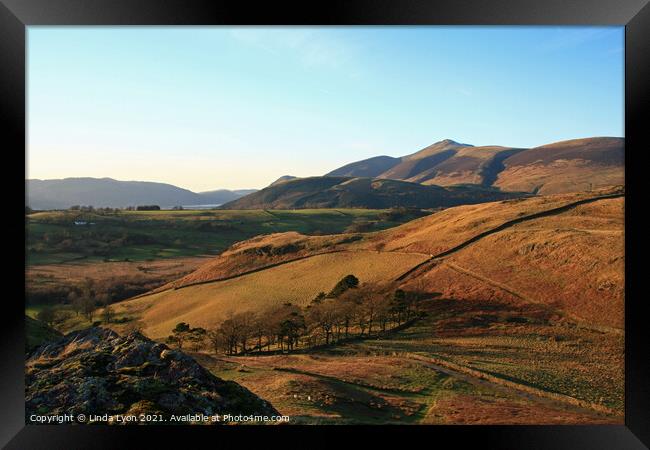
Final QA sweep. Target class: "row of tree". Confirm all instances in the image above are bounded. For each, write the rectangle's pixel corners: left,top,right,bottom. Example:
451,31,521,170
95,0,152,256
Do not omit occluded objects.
67,205,161,212
166,275,426,355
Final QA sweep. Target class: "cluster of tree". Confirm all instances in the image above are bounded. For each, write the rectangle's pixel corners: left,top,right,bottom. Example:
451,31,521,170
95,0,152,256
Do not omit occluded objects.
214,303,307,355
34,283,100,327
344,220,375,233
30,273,167,330
68,205,120,215
166,275,426,356
29,226,163,258
68,205,97,212
165,322,207,350
306,284,419,345
135,205,161,211
377,207,428,222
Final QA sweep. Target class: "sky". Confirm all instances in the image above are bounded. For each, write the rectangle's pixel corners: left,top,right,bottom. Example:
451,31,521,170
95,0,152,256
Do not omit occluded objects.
27,26,624,191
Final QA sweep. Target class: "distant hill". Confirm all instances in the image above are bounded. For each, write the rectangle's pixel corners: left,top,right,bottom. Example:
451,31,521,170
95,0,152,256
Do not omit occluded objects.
326,137,623,194
325,156,401,178
26,178,256,210
268,175,298,187
220,176,524,210
197,189,258,205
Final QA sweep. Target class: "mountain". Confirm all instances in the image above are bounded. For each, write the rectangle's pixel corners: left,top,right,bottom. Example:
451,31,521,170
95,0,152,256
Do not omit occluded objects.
220,176,525,210
26,327,278,421
325,156,401,178
26,178,256,210
493,137,624,194
269,175,298,187
325,137,624,195
197,189,258,205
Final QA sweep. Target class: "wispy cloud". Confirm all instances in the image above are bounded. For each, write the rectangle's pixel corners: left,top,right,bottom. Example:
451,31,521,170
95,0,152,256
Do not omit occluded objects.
537,27,621,52
228,28,360,72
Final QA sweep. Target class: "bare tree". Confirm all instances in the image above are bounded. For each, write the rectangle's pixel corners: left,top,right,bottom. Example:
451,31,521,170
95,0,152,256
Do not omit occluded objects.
307,300,338,345
36,306,56,327
101,305,114,324
81,297,96,322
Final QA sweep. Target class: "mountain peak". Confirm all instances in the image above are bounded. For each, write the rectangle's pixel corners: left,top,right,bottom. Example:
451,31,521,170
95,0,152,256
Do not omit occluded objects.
269,175,298,187
431,138,472,147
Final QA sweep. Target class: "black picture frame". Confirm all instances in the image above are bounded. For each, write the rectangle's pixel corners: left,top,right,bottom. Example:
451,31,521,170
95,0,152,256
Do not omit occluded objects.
2,0,648,448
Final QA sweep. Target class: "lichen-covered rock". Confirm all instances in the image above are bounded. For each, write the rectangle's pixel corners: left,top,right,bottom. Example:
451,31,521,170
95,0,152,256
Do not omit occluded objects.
26,327,278,424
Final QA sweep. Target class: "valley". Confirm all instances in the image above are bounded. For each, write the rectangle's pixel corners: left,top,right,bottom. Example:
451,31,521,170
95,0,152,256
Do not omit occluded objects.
24,139,625,425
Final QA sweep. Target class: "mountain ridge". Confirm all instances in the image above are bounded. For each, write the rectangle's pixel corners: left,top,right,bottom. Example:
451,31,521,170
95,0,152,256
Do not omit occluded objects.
326,137,623,194
26,177,258,210
220,176,526,210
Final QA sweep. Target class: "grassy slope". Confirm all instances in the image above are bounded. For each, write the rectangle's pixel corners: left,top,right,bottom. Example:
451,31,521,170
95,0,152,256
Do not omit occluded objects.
194,296,622,422
494,137,624,194
219,176,520,210
442,198,624,328
26,315,62,353
63,187,624,423
26,208,408,265
157,191,607,290
111,187,623,336
111,251,429,339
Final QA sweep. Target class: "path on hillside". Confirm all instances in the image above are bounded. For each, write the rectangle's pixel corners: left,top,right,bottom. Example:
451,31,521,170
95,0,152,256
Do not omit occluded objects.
210,350,618,422
407,354,620,419
444,262,623,335
130,248,432,299
394,192,624,281
445,262,532,302
128,192,622,300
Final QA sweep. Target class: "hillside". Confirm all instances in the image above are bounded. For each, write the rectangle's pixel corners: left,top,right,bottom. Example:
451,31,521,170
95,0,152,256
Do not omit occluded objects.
268,175,298,186
325,137,623,195
220,176,524,210
26,178,255,210
26,315,62,353
112,186,624,337
106,187,624,420
493,137,624,194
197,188,258,204
26,327,278,422
325,155,401,178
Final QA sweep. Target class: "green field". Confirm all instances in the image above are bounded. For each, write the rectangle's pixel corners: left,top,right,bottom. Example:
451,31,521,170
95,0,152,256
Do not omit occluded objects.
26,208,425,265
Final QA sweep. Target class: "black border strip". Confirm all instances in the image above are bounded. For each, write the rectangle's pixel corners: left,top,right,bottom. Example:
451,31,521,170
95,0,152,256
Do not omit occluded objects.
2,0,649,448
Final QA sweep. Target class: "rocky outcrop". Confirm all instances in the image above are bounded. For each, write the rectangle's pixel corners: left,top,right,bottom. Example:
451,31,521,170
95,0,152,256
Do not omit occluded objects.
26,327,278,423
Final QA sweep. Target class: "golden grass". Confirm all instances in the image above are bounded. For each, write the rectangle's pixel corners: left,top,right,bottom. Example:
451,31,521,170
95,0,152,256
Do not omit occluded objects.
494,161,623,194
446,197,624,328
360,188,621,255
427,394,617,425
27,256,210,287
164,232,360,289
112,251,428,339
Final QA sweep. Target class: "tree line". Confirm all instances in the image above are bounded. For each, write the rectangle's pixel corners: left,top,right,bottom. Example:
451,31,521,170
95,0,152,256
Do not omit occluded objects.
166,275,426,355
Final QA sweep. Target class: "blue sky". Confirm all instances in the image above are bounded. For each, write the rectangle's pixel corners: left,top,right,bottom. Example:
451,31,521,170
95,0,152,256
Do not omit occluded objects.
27,26,624,191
